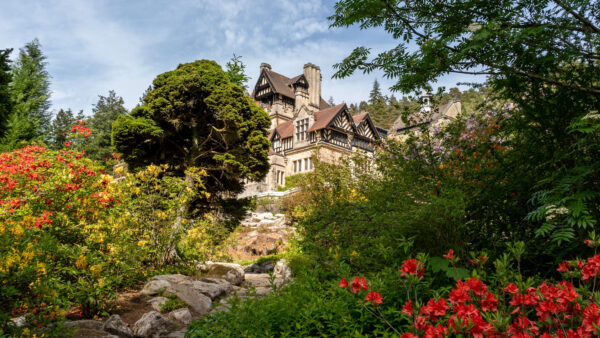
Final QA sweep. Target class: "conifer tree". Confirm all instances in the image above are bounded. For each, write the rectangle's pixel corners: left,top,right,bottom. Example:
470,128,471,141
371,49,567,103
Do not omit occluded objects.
225,54,249,90
6,39,52,143
50,108,75,149
0,49,12,139
84,90,127,161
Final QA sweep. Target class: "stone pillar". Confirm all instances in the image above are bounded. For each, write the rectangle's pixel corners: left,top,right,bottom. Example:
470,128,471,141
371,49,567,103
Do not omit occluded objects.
303,63,321,110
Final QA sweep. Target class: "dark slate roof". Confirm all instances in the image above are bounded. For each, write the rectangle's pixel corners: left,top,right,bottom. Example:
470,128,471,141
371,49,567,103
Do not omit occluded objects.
308,103,346,132
264,69,296,98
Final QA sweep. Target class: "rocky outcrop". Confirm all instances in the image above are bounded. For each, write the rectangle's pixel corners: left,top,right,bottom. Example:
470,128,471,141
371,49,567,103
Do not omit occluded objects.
167,308,192,325
200,262,245,286
132,311,176,338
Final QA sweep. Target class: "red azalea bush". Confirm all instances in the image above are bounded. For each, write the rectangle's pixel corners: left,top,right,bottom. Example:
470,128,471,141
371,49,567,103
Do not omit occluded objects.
0,142,140,333
340,243,600,337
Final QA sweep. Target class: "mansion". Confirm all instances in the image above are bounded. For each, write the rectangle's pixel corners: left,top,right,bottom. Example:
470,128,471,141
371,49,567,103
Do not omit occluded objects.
242,62,384,194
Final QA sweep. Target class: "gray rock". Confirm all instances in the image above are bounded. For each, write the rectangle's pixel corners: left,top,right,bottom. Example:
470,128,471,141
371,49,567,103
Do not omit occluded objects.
183,279,231,300
243,273,272,288
147,296,168,312
244,261,275,273
149,274,190,284
205,262,245,286
141,279,171,296
274,259,292,283
10,316,26,327
103,314,132,337
167,308,192,325
132,311,176,338
64,320,105,331
169,283,212,315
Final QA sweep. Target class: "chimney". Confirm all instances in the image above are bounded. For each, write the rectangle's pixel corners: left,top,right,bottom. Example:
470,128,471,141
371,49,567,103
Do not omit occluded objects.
303,63,321,109
260,62,271,72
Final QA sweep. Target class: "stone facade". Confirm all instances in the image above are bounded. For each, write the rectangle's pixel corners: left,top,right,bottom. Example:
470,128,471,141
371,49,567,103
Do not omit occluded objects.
241,63,383,195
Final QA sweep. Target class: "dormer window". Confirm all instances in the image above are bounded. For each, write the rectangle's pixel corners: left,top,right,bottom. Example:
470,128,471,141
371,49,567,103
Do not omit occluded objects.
296,118,309,141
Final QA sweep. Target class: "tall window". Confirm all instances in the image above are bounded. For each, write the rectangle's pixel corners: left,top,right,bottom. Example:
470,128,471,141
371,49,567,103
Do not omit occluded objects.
296,118,309,141
304,158,308,170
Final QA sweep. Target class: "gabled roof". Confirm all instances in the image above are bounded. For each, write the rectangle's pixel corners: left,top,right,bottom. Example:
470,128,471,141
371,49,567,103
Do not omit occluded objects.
262,69,296,98
270,120,294,140
308,103,348,132
352,112,368,124
352,112,381,140
391,101,461,132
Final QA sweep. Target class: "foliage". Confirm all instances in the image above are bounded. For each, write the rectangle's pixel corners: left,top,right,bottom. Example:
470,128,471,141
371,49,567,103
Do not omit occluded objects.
160,294,187,313
225,54,250,90
2,39,52,149
186,256,406,337
83,90,128,162
112,164,209,266
330,0,600,95
340,238,600,337
112,59,271,211
276,172,307,191
0,48,12,139
177,213,233,263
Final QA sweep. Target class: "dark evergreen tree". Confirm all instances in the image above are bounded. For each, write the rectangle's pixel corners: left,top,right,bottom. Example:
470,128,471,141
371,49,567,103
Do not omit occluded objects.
7,39,52,142
50,108,75,149
0,49,12,139
327,96,335,107
84,90,127,161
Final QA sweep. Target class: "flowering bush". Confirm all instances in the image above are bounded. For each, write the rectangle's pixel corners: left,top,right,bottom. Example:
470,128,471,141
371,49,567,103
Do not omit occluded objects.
0,144,128,331
0,142,214,334
340,241,600,337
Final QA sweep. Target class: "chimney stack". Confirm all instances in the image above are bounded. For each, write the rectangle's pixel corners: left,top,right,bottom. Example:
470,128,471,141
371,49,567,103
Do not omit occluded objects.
303,63,321,109
260,62,271,72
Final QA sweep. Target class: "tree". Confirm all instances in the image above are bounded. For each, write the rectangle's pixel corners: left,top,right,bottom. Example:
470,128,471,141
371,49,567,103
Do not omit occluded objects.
50,108,75,149
225,54,250,90
84,90,128,161
0,49,12,139
112,59,271,208
6,39,52,143
327,96,335,107
329,0,600,268
368,79,391,127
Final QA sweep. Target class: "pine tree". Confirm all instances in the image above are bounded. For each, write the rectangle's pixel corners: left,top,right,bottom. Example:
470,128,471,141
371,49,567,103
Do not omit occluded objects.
50,108,75,149
84,90,127,161
225,54,249,90
7,39,52,142
327,96,335,107
0,49,12,139
367,79,390,127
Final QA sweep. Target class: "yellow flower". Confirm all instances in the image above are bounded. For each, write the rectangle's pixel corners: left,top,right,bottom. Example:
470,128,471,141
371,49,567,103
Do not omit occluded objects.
90,264,103,278
137,240,147,247
36,262,46,276
75,255,87,269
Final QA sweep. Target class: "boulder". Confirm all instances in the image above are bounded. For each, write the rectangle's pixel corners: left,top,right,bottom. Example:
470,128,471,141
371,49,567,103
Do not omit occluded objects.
243,273,272,288
103,314,132,337
132,311,176,338
141,279,171,296
147,296,168,312
10,316,26,327
168,283,212,315
244,261,275,274
182,279,231,300
167,308,192,325
204,262,245,286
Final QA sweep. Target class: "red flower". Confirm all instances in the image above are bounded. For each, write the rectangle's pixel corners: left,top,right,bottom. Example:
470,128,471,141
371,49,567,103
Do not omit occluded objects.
401,258,425,278
339,277,348,288
64,141,73,148
351,276,368,293
402,300,413,315
365,291,383,305
585,239,593,247
443,249,454,260
503,283,519,294
401,334,417,338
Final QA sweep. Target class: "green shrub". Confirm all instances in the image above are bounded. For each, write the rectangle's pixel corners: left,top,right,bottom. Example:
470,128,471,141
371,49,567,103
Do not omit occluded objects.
161,294,187,313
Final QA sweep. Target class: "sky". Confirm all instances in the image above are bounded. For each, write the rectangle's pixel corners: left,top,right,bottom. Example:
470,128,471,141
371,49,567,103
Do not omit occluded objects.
0,0,483,116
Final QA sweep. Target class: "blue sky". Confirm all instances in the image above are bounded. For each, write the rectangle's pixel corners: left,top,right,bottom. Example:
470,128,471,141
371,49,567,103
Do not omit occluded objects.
0,0,482,115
